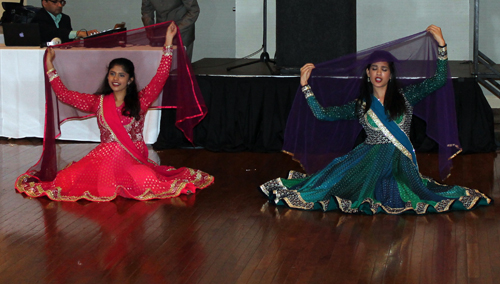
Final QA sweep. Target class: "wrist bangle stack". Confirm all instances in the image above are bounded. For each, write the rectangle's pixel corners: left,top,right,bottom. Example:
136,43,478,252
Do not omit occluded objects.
46,68,58,82
438,44,448,60
302,85,314,99
163,45,173,56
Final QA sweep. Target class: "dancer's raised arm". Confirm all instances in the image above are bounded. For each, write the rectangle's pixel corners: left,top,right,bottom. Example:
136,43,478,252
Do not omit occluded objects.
140,22,179,110
45,48,99,113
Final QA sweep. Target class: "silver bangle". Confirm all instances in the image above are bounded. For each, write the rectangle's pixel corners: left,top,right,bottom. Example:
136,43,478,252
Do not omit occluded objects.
438,45,448,60
163,45,174,56
302,85,314,99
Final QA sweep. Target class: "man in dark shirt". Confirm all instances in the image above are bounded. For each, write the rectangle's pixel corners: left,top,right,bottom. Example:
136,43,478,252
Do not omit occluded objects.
31,0,98,45
141,0,199,61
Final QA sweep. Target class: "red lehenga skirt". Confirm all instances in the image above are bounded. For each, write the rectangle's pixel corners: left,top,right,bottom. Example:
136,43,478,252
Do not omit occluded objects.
16,141,214,202
16,23,214,202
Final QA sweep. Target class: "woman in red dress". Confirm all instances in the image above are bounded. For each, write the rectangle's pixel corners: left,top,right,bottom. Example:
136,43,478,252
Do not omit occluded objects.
16,23,214,201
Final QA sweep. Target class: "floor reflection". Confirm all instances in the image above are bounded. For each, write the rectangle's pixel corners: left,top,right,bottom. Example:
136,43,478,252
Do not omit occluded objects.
1,139,499,283
36,195,201,283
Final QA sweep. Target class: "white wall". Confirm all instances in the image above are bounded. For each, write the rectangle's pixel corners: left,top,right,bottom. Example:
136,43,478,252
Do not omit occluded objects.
24,0,499,107
194,0,235,61
26,0,143,29
357,0,470,61
24,0,498,61
25,0,236,61
235,0,276,59
479,0,500,62
476,0,500,108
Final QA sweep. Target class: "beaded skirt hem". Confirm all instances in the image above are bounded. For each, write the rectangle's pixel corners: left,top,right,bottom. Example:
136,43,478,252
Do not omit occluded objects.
15,142,214,202
260,143,491,215
260,177,490,215
16,172,214,202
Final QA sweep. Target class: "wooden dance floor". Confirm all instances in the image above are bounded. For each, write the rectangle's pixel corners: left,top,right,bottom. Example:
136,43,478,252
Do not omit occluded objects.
0,137,499,284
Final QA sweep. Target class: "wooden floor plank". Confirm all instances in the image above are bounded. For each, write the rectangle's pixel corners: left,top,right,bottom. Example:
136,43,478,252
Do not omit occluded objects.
0,140,498,283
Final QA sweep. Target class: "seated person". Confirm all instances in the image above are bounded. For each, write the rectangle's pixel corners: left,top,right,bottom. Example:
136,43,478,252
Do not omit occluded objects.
31,0,98,44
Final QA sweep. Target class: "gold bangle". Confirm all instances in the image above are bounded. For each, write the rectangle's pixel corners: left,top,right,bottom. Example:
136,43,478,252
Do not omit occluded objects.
46,68,58,82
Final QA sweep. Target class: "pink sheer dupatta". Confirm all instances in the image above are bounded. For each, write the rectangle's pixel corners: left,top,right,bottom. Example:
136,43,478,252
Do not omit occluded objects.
22,22,206,184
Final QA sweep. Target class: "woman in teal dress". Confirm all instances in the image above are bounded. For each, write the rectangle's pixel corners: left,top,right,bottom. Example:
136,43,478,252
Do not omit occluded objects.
260,25,491,214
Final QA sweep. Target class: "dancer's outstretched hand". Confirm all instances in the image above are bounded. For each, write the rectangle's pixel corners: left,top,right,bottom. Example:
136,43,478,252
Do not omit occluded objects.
300,63,315,86
426,25,446,46
46,47,55,70
165,22,177,46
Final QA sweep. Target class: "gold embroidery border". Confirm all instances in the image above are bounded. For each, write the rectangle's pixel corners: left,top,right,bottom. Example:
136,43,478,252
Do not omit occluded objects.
16,172,214,202
260,174,490,214
367,109,414,164
98,96,145,165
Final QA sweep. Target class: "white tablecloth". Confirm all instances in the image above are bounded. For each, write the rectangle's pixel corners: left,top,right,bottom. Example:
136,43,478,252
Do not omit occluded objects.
0,45,162,144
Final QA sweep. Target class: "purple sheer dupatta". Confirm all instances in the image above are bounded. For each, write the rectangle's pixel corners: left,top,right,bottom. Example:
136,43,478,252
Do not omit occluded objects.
283,31,460,180
24,22,206,182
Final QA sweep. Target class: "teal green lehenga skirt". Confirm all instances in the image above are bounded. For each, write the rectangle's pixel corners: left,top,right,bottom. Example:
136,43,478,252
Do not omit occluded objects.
260,143,491,215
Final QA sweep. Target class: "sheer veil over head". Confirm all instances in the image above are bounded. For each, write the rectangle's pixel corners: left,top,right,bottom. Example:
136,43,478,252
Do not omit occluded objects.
283,31,459,180
364,50,399,66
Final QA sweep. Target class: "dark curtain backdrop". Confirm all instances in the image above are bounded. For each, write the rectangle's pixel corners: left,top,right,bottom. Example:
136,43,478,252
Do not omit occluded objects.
153,76,496,154
153,77,299,152
275,0,356,72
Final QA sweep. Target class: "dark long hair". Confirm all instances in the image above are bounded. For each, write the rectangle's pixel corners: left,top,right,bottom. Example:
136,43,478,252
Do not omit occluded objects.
96,58,141,120
356,60,406,121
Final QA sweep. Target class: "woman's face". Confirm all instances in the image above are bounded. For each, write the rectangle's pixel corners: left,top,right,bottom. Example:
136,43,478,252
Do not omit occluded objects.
107,65,133,95
366,61,391,89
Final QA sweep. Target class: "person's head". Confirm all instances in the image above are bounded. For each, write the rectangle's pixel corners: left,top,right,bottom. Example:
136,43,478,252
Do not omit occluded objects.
41,0,66,16
107,58,135,95
363,50,398,90
357,50,405,120
366,61,393,89
97,58,140,120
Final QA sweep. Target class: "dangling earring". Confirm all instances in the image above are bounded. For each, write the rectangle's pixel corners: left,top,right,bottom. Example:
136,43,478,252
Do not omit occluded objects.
367,77,370,83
